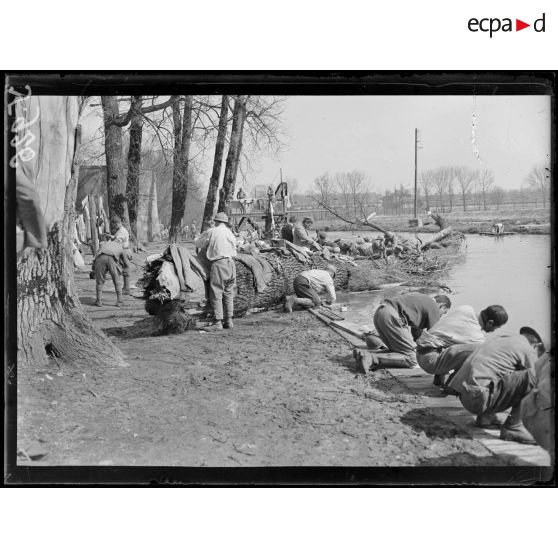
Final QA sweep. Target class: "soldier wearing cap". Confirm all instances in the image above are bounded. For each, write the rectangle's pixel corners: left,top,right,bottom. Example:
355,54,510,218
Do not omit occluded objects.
203,212,237,331
448,326,546,444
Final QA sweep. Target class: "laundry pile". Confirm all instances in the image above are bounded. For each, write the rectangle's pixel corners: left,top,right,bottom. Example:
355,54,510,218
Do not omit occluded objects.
137,244,207,311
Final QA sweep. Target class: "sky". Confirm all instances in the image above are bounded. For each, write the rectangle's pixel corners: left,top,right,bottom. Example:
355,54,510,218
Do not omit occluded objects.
244,95,551,193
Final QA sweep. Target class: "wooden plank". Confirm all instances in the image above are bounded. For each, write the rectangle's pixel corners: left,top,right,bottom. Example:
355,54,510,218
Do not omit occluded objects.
308,308,364,346
318,307,344,321
330,321,367,338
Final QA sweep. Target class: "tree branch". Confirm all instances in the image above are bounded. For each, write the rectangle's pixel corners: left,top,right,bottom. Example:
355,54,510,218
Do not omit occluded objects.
108,95,180,128
311,197,387,234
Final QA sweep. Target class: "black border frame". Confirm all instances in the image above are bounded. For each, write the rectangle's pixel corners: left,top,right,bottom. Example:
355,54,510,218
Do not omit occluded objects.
3,71,556,486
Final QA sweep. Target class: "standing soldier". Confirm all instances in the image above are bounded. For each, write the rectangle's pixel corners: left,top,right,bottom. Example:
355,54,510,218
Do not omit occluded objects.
200,213,237,331
190,221,197,240
109,216,132,295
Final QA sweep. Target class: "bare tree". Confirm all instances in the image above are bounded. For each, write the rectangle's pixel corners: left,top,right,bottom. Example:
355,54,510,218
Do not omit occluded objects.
525,164,550,208
431,166,454,212
202,95,229,231
454,166,478,211
477,168,495,210
218,96,248,212
447,173,455,212
335,172,352,215
492,186,506,210
346,170,370,218
169,96,193,242
312,173,335,207
101,96,130,229
420,169,435,210
125,95,143,241
101,94,178,232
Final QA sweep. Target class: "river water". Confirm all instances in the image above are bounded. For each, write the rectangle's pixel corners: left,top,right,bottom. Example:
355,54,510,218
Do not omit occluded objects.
330,233,552,346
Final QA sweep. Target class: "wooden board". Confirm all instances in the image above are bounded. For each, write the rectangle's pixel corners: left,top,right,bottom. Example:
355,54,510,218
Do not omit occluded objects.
479,232,515,236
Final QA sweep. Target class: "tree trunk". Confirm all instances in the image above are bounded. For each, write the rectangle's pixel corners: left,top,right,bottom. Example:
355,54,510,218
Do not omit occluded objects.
126,95,143,242
14,96,125,368
230,108,246,197
101,96,130,228
148,170,161,242
87,194,99,256
169,97,193,242
203,95,229,231
136,167,150,246
218,97,246,212
201,95,229,232
422,227,453,249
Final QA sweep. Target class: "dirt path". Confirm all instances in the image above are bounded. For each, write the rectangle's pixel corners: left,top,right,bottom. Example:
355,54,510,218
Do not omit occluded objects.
17,247,516,467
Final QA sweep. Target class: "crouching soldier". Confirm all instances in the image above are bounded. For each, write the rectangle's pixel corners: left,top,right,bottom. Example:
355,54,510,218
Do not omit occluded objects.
416,304,508,388
521,351,554,457
383,231,402,257
447,327,545,444
284,265,337,312
91,239,128,307
354,293,451,373
368,236,386,259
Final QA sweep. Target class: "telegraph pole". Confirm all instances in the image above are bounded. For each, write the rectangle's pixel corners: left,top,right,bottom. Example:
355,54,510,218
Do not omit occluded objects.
414,128,418,218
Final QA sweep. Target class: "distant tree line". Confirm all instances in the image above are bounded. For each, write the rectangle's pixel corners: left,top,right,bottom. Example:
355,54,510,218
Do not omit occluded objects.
301,164,550,217
418,164,550,213
310,170,376,220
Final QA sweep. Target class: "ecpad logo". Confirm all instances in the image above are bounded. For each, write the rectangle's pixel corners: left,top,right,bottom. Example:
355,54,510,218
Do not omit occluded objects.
468,13,546,37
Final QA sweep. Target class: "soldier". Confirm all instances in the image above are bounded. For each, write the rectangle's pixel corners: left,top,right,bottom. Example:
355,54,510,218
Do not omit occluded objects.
91,239,128,307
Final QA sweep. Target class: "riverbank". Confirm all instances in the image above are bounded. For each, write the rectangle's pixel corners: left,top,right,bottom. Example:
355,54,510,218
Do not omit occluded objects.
17,240,523,469
314,207,551,235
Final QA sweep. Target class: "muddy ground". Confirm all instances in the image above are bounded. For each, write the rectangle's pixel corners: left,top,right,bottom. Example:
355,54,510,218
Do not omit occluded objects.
17,243,518,468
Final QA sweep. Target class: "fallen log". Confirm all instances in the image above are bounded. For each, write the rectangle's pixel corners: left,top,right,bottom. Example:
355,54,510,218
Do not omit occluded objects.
421,227,453,250
139,238,463,334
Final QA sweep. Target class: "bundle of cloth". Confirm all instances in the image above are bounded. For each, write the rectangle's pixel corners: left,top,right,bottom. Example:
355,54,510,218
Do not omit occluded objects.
139,243,281,309
138,244,207,306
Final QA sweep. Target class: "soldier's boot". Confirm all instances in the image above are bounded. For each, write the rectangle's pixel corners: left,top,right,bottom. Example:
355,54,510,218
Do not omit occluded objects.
95,285,103,307
285,296,314,312
116,289,124,307
224,318,234,329
354,351,412,373
433,374,447,386
500,415,537,445
122,275,131,295
204,320,224,332
475,413,503,429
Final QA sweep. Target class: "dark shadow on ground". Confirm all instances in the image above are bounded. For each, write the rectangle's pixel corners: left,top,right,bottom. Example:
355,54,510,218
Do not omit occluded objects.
417,452,534,467
329,353,359,374
366,371,416,396
401,407,471,439
103,317,162,339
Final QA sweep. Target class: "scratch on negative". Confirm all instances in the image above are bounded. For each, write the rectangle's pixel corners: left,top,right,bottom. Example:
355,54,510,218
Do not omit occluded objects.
471,106,482,165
